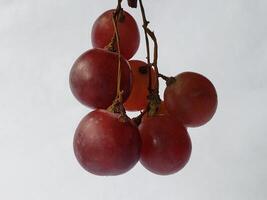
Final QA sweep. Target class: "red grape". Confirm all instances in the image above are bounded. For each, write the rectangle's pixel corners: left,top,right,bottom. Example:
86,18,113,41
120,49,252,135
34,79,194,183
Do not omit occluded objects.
91,9,140,59
164,72,217,127
139,115,192,175
124,60,157,111
73,109,141,176
69,48,132,109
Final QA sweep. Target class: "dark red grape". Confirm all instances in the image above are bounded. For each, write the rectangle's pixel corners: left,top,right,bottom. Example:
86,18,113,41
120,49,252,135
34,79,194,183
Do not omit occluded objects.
164,72,217,127
69,48,132,109
139,115,192,175
73,109,141,176
91,9,140,59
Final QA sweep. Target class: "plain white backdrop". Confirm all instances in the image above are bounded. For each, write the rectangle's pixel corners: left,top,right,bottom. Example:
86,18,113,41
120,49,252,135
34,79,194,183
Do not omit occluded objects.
0,0,267,199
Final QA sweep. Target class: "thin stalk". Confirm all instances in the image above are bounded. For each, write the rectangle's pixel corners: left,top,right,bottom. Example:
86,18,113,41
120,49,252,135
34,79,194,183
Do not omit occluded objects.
138,0,161,117
158,73,176,86
146,28,159,93
113,0,123,101
128,0,138,8
108,0,129,121
158,73,169,81
112,16,122,100
138,0,152,92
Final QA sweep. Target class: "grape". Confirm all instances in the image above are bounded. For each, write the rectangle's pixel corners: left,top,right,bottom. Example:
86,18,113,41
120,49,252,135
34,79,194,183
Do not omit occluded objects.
73,109,141,176
164,72,217,127
124,60,157,111
69,48,132,109
139,115,192,175
91,9,140,59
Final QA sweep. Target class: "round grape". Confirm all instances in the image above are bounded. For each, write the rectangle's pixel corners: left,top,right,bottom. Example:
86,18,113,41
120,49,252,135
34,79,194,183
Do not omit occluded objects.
69,48,132,109
91,9,140,59
164,72,217,127
139,115,192,175
74,109,141,176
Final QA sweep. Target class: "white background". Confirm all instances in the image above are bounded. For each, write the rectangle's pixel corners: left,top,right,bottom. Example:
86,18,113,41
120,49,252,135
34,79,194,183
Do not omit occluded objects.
0,0,267,199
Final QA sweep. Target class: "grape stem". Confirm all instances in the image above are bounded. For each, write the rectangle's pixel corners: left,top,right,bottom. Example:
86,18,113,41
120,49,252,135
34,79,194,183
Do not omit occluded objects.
112,8,122,101
139,0,161,116
146,29,159,92
128,0,138,8
139,0,152,92
107,0,129,121
116,0,123,13
158,73,169,81
105,0,123,52
158,73,177,86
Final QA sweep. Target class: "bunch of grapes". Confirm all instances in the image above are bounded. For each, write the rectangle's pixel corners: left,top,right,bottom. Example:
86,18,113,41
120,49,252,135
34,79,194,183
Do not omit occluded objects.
69,0,218,176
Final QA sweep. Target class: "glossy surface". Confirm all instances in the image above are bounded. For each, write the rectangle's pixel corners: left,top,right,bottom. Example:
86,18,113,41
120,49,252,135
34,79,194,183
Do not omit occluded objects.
164,72,217,127
91,9,140,59
73,109,141,176
139,115,192,175
124,60,157,111
69,48,132,109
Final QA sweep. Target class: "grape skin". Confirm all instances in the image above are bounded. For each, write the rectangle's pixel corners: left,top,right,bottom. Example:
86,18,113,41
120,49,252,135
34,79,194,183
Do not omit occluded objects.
69,48,132,109
91,9,140,59
73,109,141,176
164,72,218,127
139,115,192,175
